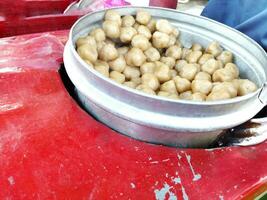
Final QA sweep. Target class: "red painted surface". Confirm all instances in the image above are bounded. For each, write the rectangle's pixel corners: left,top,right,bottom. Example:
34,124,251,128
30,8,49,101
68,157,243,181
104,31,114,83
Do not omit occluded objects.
149,0,177,9
0,0,79,37
0,30,267,200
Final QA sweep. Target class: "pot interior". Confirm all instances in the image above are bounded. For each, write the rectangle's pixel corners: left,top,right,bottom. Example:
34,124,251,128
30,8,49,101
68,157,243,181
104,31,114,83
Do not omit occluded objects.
71,7,267,89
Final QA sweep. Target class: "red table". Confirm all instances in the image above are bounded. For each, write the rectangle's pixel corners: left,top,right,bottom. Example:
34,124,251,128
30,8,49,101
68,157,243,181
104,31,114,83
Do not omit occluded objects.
0,30,266,199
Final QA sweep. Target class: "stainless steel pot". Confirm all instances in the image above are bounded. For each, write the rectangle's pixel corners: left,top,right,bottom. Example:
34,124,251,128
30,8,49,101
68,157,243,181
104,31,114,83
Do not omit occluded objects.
64,6,267,148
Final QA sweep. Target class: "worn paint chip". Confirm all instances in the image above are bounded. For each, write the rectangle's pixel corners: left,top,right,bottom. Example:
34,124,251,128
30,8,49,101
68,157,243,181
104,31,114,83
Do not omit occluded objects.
8,176,15,185
154,183,177,200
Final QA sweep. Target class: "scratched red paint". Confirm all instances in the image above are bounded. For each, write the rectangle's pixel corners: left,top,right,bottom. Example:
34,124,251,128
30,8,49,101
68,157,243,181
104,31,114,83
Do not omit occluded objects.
0,31,266,200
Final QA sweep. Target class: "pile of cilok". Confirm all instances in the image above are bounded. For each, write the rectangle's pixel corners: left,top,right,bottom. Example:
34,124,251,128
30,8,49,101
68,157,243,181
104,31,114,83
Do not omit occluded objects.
76,10,257,101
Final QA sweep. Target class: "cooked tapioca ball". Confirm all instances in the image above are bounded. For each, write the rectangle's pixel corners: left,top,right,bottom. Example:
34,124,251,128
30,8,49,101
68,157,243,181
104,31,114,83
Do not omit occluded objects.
76,36,97,48
175,40,183,48
131,34,150,51
195,72,212,81
90,28,106,42
122,15,135,27
137,25,152,39
105,10,122,26
147,19,156,33
191,80,213,95
160,80,178,95
231,79,241,90
172,28,179,37
110,71,125,84
180,91,193,100
206,41,223,57
131,77,142,85
212,82,237,98
105,39,115,46
168,94,180,100
144,47,160,62
77,44,98,63
192,92,206,101
224,63,239,79
212,82,221,87
104,38,117,48
94,65,109,77
237,79,258,96
152,31,170,49
94,60,109,68
166,45,182,59
96,41,105,52
140,62,156,75
191,43,203,51
173,76,191,93
136,10,151,25
154,62,171,83
168,34,177,46
206,90,231,101
154,61,163,68
156,19,173,34
194,63,201,73
123,66,141,80
117,46,129,55
182,48,193,60
179,63,198,81
109,55,126,72
160,57,175,69
120,27,137,43
217,60,224,68
133,22,140,30
212,68,235,82
96,40,114,53
175,60,188,72
136,84,155,95
125,47,146,67
103,20,120,39
158,91,171,97
99,44,118,61
193,62,201,72
186,50,203,63
170,69,178,78
198,53,214,65
217,51,233,64
158,92,179,100
201,58,221,75
83,59,93,67
141,73,160,91
123,81,137,89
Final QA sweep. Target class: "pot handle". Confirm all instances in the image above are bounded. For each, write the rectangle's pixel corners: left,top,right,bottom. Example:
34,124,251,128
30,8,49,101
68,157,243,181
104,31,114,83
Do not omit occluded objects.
223,83,267,146
231,117,267,146
213,117,267,147
258,82,267,105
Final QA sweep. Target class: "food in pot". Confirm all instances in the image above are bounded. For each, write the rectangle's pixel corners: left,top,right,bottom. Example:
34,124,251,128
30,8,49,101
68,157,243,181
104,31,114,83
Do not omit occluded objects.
76,9,258,101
